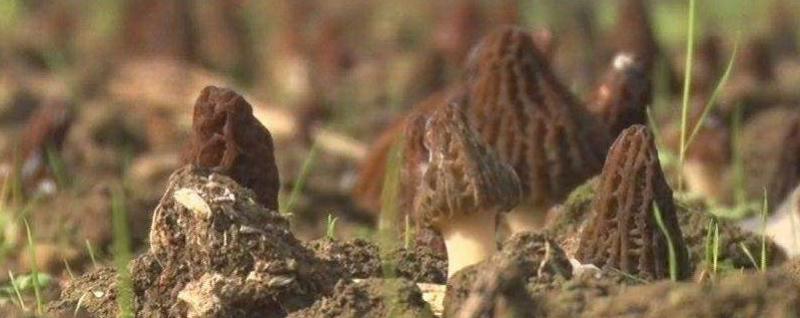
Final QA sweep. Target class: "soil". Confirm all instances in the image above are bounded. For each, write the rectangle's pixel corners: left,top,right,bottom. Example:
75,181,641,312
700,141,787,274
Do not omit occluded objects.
306,238,382,279
287,278,435,318
444,232,573,318
50,166,343,317
388,245,448,284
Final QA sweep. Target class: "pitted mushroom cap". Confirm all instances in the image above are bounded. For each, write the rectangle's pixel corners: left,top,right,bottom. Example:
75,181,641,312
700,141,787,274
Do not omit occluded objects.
182,86,280,210
413,101,522,227
588,53,651,138
462,26,607,210
577,124,690,280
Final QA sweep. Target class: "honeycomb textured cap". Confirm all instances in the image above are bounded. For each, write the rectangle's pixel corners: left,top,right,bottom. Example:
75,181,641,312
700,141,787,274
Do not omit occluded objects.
463,26,607,210
576,124,690,281
413,102,522,227
182,86,280,211
588,53,651,139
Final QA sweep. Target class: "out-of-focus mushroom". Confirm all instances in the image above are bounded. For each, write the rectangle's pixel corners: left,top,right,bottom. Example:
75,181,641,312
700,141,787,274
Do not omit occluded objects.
463,26,607,233
412,102,522,277
767,117,800,206
2,98,73,196
610,0,680,95
181,86,280,211
587,53,651,138
577,125,690,280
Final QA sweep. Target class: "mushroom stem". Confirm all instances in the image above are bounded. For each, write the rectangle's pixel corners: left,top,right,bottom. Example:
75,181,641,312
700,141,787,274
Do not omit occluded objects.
440,212,498,278
504,207,548,234
682,160,726,202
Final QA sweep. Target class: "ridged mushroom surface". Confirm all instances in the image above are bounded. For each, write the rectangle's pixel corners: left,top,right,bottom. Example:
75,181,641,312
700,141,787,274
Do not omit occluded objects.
577,125,690,280
182,86,280,210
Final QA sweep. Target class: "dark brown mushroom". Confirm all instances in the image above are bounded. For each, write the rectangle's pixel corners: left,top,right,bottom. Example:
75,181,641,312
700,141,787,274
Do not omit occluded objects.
462,26,607,233
587,53,651,138
413,102,522,277
181,86,280,211
576,125,690,281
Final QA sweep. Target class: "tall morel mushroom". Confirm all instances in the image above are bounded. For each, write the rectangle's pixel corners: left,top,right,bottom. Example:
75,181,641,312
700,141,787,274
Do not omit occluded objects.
462,26,607,233
182,86,280,210
576,125,690,281
587,53,651,138
412,102,522,278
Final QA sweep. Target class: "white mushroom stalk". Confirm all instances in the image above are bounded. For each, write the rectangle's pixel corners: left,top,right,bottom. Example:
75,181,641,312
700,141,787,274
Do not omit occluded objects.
410,102,522,278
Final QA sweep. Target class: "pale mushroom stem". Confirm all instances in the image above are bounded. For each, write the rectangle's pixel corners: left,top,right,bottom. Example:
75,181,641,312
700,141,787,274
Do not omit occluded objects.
504,207,548,234
682,160,726,202
440,211,498,278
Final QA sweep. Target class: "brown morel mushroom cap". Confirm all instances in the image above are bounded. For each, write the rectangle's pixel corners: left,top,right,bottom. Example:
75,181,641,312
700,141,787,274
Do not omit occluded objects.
182,86,280,210
577,125,690,281
463,26,607,231
414,102,522,227
587,53,651,138
413,101,522,277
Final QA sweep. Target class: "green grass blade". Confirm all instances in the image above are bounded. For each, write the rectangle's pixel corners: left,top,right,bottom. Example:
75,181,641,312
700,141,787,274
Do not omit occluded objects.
653,204,678,281
378,139,404,278
281,142,319,216
111,187,134,317
738,243,759,269
677,0,697,192
85,239,97,267
760,187,768,272
713,220,720,276
23,219,42,314
7,270,27,311
685,37,740,148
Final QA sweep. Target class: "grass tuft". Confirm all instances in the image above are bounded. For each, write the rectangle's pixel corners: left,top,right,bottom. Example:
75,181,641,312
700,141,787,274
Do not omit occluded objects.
325,213,338,240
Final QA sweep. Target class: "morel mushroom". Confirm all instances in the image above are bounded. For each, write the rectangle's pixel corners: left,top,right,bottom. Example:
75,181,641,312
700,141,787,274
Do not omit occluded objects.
3,99,73,196
412,102,522,278
576,125,690,281
611,0,680,95
587,53,651,138
182,86,280,211
463,26,607,233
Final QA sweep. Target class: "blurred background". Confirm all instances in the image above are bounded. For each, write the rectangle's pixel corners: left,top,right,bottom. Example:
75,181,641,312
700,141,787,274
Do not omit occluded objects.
0,0,798,306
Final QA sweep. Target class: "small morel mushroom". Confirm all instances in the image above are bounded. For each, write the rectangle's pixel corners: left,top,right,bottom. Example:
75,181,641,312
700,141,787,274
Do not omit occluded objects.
577,125,690,281
413,102,522,277
463,26,607,233
3,99,73,196
587,53,651,138
182,86,280,210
